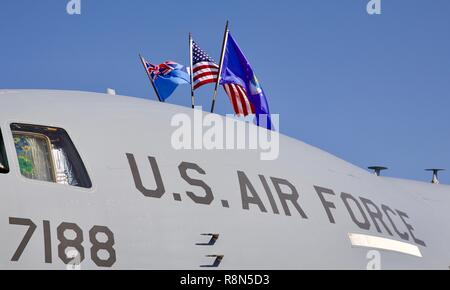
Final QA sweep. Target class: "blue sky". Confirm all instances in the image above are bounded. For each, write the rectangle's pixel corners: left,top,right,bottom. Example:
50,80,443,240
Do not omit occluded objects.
1,0,450,183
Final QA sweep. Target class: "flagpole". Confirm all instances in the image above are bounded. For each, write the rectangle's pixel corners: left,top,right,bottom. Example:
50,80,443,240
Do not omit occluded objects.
210,20,229,113
189,33,195,109
139,54,163,102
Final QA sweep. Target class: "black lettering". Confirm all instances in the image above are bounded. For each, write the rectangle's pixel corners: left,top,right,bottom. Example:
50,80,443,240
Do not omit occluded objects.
89,226,116,268
381,204,409,241
360,197,393,236
179,162,214,205
43,220,52,264
57,222,85,265
314,186,336,223
259,175,280,215
126,154,165,198
238,171,267,213
271,177,308,218
396,210,426,247
340,192,371,230
9,217,36,262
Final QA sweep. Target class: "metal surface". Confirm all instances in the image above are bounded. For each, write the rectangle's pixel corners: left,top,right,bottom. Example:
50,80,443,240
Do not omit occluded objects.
0,89,449,269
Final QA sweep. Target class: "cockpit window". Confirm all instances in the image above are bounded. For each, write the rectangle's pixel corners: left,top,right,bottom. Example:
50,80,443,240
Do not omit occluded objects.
11,123,92,188
13,132,55,182
0,129,9,174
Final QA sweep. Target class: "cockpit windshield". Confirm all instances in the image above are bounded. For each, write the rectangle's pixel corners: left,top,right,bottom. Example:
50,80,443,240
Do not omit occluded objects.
11,123,92,188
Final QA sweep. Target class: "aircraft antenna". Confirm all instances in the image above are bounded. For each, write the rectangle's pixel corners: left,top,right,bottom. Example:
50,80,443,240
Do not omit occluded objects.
425,169,445,184
368,166,388,176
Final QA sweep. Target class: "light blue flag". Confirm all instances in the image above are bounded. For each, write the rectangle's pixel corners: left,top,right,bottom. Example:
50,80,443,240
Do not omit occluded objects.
143,58,190,101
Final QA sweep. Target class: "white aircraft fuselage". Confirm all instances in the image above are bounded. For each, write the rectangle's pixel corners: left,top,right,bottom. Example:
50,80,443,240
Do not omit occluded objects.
0,90,448,270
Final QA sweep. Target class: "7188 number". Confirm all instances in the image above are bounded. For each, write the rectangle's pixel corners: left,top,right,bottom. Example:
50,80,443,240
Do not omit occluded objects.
9,217,116,268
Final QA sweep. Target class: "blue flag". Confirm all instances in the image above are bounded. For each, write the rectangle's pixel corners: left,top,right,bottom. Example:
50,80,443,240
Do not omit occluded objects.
142,58,190,101
219,33,273,130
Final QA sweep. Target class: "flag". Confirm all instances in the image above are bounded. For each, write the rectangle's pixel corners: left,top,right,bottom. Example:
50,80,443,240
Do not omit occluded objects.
192,41,219,90
141,57,190,101
192,40,255,116
219,33,272,129
222,83,255,116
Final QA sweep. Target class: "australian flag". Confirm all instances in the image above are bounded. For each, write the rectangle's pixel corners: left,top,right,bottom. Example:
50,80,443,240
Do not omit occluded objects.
141,56,190,101
219,33,273,130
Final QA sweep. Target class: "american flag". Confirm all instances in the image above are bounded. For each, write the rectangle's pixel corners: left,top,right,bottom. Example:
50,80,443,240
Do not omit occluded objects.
192,41,219,90
191,41,255,116
223,83,255,116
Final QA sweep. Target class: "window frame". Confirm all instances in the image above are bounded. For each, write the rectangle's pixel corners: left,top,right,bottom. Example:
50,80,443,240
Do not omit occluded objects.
0,127,9,174
9,123,93,189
